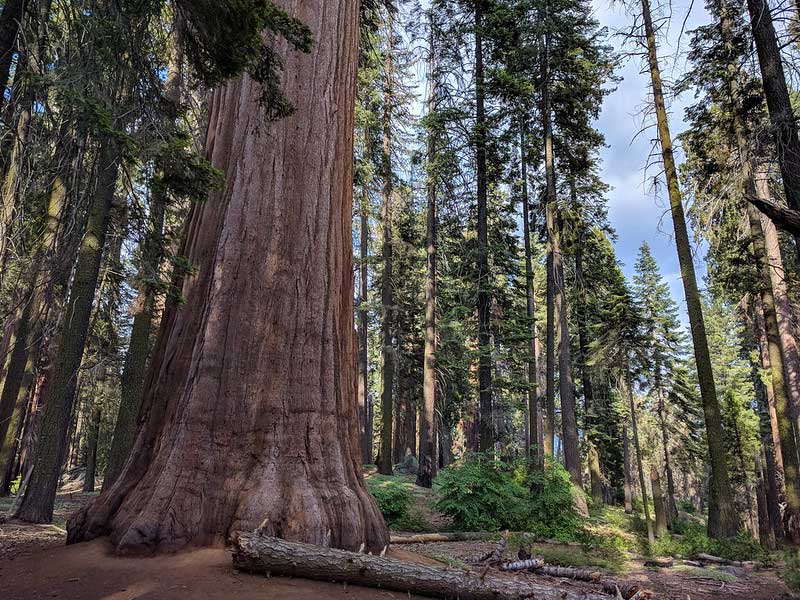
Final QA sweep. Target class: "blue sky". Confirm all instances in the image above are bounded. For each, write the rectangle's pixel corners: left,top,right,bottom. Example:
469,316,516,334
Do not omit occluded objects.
593,0,709,324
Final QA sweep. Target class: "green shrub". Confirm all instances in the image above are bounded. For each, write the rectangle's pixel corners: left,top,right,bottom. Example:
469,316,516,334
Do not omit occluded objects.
368,479,413,525
650,522,762,561
434,454,528,531
782,552,800,592
522,461,583,540
434,454,581,538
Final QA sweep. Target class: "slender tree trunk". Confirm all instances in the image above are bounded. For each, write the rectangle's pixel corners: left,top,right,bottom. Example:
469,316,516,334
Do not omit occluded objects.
626,371,654,544
82,398,101,493
640,0,738,539
755,449,776,549
554,223,579,486
68,0,388,552
759,191,800,433
576,233,600,501
358,187,371,465
377,8,396,475
14,136,121,523
756,301,785,478
650,465,668,538
655,388,677,524
521,122,542,465
0,348,33,495
417,24,437,488
542,29,556,459
475,0,492,453
623,424,633,513
747,202,800,542
746,0,800,267
104,200,165,490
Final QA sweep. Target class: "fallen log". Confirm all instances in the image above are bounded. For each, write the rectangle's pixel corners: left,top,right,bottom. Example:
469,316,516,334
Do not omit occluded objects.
535,565,602,582
233,531,610,600
693,553,752,568
390,532,582,547
390,532,500,544
643,558,673,568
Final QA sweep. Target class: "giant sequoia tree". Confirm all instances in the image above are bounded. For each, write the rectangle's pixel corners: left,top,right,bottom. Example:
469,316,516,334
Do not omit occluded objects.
68,0,388,553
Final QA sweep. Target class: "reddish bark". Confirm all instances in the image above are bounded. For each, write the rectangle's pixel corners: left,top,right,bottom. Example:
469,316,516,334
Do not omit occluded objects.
68,1,387,554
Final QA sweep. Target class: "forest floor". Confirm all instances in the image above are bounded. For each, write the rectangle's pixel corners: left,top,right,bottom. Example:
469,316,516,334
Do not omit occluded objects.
0,477,797,599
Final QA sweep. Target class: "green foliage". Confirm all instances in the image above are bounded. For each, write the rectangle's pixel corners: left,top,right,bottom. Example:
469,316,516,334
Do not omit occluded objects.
368,478,413,523
651,522,762,561
176,1,313,118
435,454,529,531
434,454,581,539
781,552,800,592
366,476,429,532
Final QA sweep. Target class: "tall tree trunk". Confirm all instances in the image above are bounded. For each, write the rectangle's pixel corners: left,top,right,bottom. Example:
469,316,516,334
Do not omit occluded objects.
521,122,542,465
82,397,102,493
358,187,371,465
626,371,654,544
623,424,633,513
759,191,800,434
640,0,738,539
67,1,388,553
575,231,600,501
104,192,165,490
0,348,33,495
15,137,121,523
417,23,437,488
756,300,785,478
755,449,776,549
747,202,800,542
475,0,492,453
377,8,396,475
554,219,579,486
655,388,677,524
650,465,668,538
746,0,800,266
542,29,556,459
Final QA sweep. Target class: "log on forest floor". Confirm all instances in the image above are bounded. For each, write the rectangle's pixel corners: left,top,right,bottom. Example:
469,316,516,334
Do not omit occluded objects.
692,553,754,568
232,531,611,600
390,531,582,546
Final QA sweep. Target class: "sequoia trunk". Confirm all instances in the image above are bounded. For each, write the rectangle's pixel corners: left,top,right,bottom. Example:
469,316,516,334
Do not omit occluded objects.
67,1,387,553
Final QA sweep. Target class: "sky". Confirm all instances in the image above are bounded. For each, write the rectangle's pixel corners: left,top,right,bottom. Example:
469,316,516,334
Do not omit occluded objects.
592,0,710,325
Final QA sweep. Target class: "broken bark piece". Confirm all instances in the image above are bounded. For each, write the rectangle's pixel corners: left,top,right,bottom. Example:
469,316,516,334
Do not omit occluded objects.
233,531,610,600
500,559,545,571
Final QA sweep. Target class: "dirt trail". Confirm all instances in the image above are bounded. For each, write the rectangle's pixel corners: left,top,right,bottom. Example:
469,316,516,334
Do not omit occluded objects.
1,536,434,600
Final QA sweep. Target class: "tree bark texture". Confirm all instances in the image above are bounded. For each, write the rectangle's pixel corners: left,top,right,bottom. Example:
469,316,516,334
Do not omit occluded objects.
650,465,668,538
15,137,120,523
378,7,396,475
67,1,388,554
358,188,371,465
640,0,738,539
627,373,654,545
417,23,437,488
746,0,800,266
475,0,493,453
